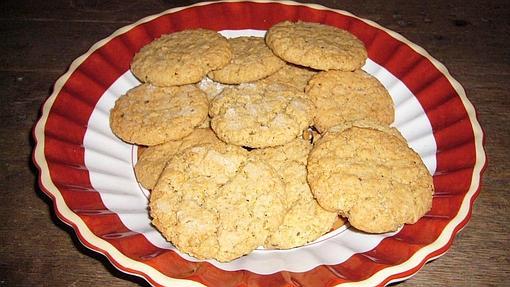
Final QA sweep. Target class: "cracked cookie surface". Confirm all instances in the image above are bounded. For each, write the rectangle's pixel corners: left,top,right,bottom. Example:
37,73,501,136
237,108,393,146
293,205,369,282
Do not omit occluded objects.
131,29,232,86
305,69,394,132
150,143,286,262
196,76,229,102
251,138,338,249
134,128,222,190
266,21,367,71
307,124,434,233
208,36,285,84
210,83,315,148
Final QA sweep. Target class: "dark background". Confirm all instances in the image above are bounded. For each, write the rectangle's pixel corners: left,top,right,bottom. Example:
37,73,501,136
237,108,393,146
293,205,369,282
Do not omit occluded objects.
0,0,508,286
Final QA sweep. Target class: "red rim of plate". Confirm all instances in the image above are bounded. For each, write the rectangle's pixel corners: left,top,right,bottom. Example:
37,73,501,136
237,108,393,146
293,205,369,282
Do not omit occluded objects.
32,1,487,286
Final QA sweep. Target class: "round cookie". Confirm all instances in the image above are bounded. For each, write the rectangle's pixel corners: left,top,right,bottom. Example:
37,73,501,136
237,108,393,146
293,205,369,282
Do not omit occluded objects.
260,63,318,92
208,36,285,84
307,124,434,233
305,70,394,132
210,83,315,148
134,128,222,190
266,21,367,71
150,143,286,262
110,84,209,146
131,29,232,86
251,139,338,249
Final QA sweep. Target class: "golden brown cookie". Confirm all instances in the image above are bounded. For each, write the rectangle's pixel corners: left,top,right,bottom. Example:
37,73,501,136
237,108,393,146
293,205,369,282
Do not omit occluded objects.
109,84,209,146
305,70,394,132
251,139,338,249
134,128,221,190
131,29,232,86
307,124,433,233
208,36,285,84
260,63,317,92
150,143,286,262
210,83,315,148
266,21,367,71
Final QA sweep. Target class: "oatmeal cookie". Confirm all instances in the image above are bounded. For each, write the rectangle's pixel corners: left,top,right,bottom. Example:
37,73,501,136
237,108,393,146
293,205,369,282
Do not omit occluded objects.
305,70,394,132
307,124,433,233
150,143,286,262
210,83,315,148
131,29,232,86
110,84,209,146
266,21,367,71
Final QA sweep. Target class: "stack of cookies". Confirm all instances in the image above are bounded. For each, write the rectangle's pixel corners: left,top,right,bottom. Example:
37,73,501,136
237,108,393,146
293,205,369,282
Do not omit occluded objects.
109,21,433,262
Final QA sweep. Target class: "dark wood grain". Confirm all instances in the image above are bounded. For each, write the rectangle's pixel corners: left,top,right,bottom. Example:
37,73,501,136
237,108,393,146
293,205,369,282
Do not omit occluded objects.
0,0,508,286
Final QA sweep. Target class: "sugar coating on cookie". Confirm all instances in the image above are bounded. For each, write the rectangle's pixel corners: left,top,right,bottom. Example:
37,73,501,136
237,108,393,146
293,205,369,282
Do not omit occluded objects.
251,139,338,249
131,29,232,86
266,21,367,71
208,36,285,84
110,84,208,146
305,70,394,132
307,125,434,233
261,63,318,92
134,128,221,190
150,143,286,262
210,83,315,148
196,77,229,102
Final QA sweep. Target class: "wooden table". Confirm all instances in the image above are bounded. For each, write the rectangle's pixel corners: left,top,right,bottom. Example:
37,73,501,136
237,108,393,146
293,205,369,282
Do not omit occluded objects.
1,0,508,286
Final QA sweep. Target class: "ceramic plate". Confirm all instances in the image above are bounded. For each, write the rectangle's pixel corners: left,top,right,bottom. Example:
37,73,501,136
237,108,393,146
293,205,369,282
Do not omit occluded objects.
33,1,486,286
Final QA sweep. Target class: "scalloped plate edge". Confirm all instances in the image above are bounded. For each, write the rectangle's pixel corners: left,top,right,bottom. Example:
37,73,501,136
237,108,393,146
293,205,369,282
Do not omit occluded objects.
32,1,487,286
